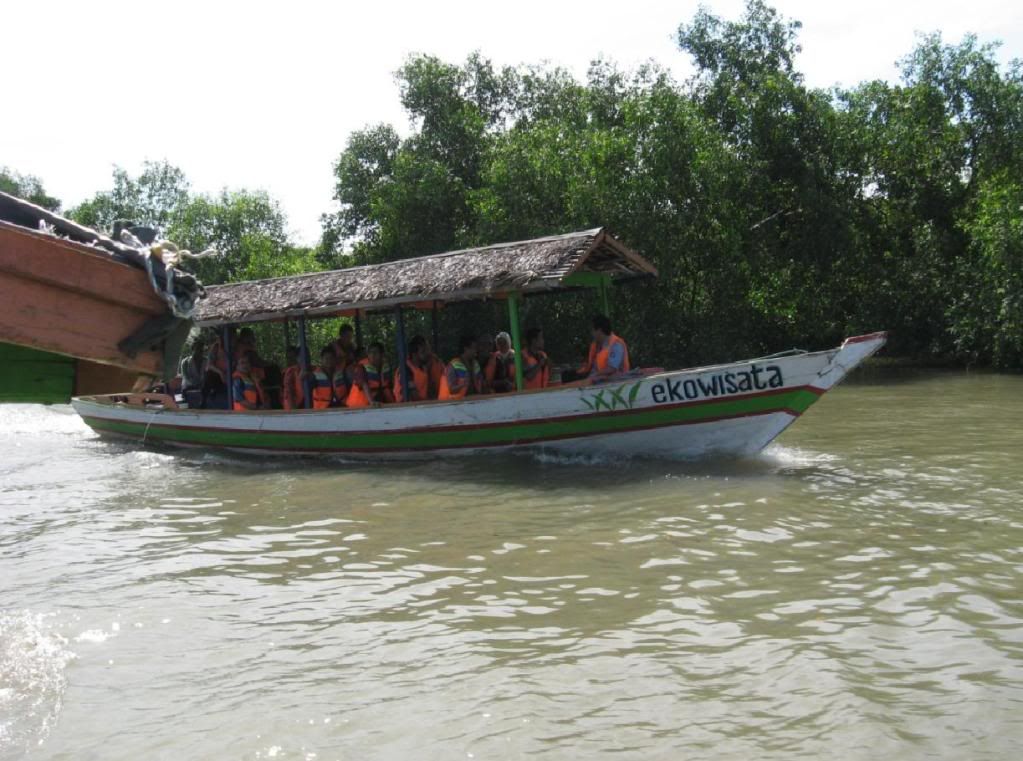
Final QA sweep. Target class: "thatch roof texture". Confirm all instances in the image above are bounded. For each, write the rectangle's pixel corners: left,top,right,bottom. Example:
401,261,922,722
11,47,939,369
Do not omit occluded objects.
195,227,656,326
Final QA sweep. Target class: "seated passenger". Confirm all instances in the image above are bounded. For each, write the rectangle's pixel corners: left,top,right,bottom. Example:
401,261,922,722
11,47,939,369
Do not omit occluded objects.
439,334,485,401
347,342,394,408
333,323,357,371
282,345,304,411
232,353,268,411
234,327,267,381
206,332,230,384
485,331,517,393
393,336,431,403
522,328,550,390
578,314,630,380
305,346,347,409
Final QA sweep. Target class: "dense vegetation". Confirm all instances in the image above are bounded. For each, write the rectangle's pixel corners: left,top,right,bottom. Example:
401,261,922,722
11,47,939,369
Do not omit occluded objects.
4,2,1021,368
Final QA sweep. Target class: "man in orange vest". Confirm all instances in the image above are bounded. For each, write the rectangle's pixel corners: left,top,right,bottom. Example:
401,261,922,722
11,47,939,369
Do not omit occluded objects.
282,345,304,411
348,342,394,408
522,327,550,390
438,334,485,400
393,335,431,403
577,314,630,380
304,346,347,409
232,353,268,411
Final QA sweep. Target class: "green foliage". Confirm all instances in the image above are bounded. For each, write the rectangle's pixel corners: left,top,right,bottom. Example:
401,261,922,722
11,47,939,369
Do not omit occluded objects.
320,1,1023,369
0,166,61,211
69,160,189,233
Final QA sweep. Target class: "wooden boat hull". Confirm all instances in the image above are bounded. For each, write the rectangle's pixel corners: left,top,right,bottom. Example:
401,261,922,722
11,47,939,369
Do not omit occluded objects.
0,221,167,375
71,333,886,460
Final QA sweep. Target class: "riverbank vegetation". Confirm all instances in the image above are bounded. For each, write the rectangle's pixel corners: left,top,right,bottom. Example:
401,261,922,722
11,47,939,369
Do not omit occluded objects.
3,1,1020,368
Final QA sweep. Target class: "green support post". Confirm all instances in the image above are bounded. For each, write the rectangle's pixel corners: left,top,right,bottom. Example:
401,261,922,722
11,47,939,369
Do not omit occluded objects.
507,292,525,391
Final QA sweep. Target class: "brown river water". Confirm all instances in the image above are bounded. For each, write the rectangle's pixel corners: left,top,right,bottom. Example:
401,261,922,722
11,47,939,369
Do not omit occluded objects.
1,369,1022,760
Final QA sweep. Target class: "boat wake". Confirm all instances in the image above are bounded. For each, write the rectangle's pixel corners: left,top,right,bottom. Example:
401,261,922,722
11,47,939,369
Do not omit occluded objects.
0,610,75,757
0,404,88,436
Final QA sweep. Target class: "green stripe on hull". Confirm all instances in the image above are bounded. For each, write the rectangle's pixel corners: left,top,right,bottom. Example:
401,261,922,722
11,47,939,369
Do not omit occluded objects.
81,388,819,452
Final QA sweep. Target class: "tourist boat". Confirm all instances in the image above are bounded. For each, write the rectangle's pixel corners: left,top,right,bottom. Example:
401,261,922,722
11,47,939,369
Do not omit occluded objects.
0,191,200,381
70,228,887,460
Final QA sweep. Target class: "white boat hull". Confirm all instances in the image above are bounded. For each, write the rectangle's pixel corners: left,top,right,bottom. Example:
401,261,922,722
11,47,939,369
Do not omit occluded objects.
71,333,886,460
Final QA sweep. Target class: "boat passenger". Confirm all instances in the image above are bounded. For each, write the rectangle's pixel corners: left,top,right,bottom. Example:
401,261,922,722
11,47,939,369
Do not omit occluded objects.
333,323,357,371
232,353,268,411
205,332,231,384
393,335,431,403
179,339,206,393
282,345,305,411
485,331,517,393
305,346,346,409
522,327,550,390
578,314,630,379
347,342,394,408
234,327,267,381
439,334,485,401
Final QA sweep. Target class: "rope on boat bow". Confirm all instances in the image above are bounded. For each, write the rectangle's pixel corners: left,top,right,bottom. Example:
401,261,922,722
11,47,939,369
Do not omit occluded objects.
119,230,213,320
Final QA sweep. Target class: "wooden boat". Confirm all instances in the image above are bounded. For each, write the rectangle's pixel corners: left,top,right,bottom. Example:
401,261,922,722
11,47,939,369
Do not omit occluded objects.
0,192,200,380
70,228,887,460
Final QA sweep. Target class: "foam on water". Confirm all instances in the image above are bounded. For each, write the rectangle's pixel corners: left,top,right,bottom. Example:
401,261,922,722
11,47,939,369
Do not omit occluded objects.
0,611,75,757
0,404,88,437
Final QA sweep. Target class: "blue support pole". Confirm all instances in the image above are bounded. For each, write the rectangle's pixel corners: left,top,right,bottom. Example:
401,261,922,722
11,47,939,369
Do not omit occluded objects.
222,325,234,410
395,305,411,403
298,315,312,409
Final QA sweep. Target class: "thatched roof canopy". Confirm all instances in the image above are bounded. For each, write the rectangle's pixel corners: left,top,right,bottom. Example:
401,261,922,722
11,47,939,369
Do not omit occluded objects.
195,227,656,327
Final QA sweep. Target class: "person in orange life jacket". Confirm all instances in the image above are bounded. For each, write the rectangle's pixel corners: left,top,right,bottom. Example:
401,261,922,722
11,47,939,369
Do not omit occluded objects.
348,342,394,408
485,331,517,393
281,345,305,411
393,335,431,403
333,323,356,371
423,338,445,399
522,327,550,390
234,327,267,382
578,313,630,379
439,334,485,400
232,353,268,411
303,346,347,409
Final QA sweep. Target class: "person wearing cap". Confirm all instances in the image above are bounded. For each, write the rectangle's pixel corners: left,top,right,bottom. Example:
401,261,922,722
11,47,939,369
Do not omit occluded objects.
485,331,517,393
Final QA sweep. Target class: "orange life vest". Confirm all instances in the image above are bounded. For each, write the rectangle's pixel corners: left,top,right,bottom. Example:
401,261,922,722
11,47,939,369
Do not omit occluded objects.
231,371,265,411
438,357,482,401
393,359,430,402
522,349,550,390
427,355,445,398
282,364,304,410
310,366,344,409
347,358,391,408
580,333,630,376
